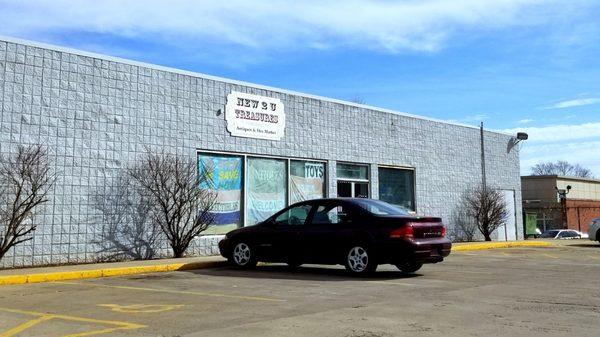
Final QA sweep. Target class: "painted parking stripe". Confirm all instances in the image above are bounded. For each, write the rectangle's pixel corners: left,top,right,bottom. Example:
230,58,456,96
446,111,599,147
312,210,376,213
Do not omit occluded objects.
0,307,144,337
55,281,285,302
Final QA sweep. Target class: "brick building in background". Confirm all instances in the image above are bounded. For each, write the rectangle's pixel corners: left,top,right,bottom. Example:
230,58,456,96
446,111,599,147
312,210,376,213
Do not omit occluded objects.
522,175,600,234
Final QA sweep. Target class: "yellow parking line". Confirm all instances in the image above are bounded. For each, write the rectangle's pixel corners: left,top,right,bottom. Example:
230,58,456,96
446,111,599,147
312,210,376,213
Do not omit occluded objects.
368,281,420,287
0,315,53,337
56,281,285,302
0,307,144,337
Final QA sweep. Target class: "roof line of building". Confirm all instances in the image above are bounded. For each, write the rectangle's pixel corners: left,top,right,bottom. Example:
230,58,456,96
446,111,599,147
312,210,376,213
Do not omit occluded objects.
0,34,513,137
522,175,600,183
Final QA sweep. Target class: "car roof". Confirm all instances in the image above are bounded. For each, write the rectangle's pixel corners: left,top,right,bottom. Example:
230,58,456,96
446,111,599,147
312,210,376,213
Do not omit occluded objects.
297,198,377,204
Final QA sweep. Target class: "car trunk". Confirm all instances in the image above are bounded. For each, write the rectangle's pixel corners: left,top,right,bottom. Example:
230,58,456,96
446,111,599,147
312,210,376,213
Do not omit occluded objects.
380,216,445,239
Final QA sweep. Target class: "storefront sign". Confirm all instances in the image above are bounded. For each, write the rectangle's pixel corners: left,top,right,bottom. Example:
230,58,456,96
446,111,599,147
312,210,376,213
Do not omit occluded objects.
225,92,285,140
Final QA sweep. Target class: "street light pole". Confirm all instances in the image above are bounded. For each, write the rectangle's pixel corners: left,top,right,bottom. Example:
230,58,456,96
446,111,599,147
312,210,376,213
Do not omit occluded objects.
480,122,487,189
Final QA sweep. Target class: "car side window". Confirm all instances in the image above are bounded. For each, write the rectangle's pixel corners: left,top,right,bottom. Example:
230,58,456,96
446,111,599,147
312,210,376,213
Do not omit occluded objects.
273,205,312,226
312,204,353,225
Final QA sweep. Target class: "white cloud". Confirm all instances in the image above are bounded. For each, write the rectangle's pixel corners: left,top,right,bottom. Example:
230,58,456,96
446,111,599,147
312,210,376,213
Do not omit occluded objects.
502,122,600,143
517,118,534,124
501,122,600,176
546,97,600,109
0,0,581,53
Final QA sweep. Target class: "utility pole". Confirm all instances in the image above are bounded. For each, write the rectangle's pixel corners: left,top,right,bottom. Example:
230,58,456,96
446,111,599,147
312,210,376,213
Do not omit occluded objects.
480,122,487,189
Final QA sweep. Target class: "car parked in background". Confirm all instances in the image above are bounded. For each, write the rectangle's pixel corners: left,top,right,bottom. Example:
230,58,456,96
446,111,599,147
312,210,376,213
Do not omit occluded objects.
589,218,600,243
540,229,587,240
219,198,451,275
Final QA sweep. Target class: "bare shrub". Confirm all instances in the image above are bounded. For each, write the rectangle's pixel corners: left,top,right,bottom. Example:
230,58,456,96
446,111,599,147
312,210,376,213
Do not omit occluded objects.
129,151,217,258
0,145,54,261
463,185,508,241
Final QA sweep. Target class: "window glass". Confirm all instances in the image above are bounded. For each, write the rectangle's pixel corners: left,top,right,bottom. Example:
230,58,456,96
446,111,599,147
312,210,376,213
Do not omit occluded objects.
290,160,325,203
336,163,368,180
540,230,559,238
247,158,287,225
312,204,354,225
198,154,243,234
274,205,312,226
354,199,409,216
378,167,415,211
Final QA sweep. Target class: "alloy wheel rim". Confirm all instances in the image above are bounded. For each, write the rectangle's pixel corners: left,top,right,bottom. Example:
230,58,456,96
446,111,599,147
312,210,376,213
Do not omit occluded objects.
233,243,251,265
348,246,368,272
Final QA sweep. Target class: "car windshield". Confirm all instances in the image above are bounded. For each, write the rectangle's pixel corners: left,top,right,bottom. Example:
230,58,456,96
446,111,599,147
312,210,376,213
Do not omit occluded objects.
540,230,559,238
354,199,409,216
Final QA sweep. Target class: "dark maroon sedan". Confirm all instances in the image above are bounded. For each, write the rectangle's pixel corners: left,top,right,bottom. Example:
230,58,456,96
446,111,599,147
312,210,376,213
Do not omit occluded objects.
219,198,451,275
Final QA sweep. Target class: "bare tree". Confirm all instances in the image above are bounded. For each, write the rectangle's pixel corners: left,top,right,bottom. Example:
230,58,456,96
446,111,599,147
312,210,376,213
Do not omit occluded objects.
129,151,217,258
0,145,54,261
463,185,507,241
349,95,366,104
92,174,162,261
531,160,593,178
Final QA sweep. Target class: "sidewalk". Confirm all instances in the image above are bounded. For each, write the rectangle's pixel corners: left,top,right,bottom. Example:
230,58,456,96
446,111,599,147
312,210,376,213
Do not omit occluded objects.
0,255,227,286
453,240,554,251
0,240,557,286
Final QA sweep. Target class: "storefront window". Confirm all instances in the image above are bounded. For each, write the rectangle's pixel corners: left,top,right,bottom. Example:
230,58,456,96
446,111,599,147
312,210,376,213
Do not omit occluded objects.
247,158,287,225
378,167,415,211
198,154,243,234
290,160,326,203
336,163,368,180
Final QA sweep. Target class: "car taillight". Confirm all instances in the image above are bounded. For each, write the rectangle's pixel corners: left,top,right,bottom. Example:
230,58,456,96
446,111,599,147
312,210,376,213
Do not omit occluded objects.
441,226,446,237
390,225,414,239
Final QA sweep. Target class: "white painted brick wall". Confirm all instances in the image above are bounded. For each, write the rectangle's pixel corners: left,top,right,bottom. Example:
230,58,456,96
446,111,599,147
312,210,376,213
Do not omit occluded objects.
0,38,523,268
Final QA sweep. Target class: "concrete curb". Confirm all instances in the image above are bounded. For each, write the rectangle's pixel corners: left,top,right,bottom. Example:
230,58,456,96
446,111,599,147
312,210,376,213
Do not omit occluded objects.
0,260,226,286
452,241,554,252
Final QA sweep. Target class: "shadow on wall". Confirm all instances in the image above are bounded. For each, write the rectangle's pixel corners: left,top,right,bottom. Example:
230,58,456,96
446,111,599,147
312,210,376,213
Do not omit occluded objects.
90,173,163,261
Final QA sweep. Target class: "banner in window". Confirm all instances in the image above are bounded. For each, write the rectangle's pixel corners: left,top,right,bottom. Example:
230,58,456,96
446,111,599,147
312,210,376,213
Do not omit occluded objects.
290,161,325,203
247,158,287,225
199,154,243,234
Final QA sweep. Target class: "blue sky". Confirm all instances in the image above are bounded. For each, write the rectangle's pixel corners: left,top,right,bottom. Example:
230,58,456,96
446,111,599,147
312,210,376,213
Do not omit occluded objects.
1,0,599,175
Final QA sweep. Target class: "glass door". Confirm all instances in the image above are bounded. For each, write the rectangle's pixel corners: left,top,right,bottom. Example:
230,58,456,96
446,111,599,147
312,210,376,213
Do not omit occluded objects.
337,181,369,198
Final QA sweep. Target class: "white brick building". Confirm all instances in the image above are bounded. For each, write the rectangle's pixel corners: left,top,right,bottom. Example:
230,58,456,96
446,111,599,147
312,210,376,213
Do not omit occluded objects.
0,36,523,268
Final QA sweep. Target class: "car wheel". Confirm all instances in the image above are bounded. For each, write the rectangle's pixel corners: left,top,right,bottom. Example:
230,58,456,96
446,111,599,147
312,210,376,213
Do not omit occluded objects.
230,242,257,268
396,260,423,273
344,245,377,275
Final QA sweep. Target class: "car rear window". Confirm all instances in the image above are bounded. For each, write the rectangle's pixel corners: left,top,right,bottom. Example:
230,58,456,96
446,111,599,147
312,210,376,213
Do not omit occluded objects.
540,230,559,238
354,199,409,216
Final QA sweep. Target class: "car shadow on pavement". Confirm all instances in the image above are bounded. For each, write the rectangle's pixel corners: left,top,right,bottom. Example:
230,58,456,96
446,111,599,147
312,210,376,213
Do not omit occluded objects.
188,264,422,281
564,243,600,249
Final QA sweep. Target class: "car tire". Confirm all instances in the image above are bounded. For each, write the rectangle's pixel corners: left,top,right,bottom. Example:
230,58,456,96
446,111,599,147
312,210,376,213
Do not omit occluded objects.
229,242,257,269
344,245,377,275
396,260,423,273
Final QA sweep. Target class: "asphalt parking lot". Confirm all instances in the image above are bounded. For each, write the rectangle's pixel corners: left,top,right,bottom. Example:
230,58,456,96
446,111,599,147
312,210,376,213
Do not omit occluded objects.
0,242,599,337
